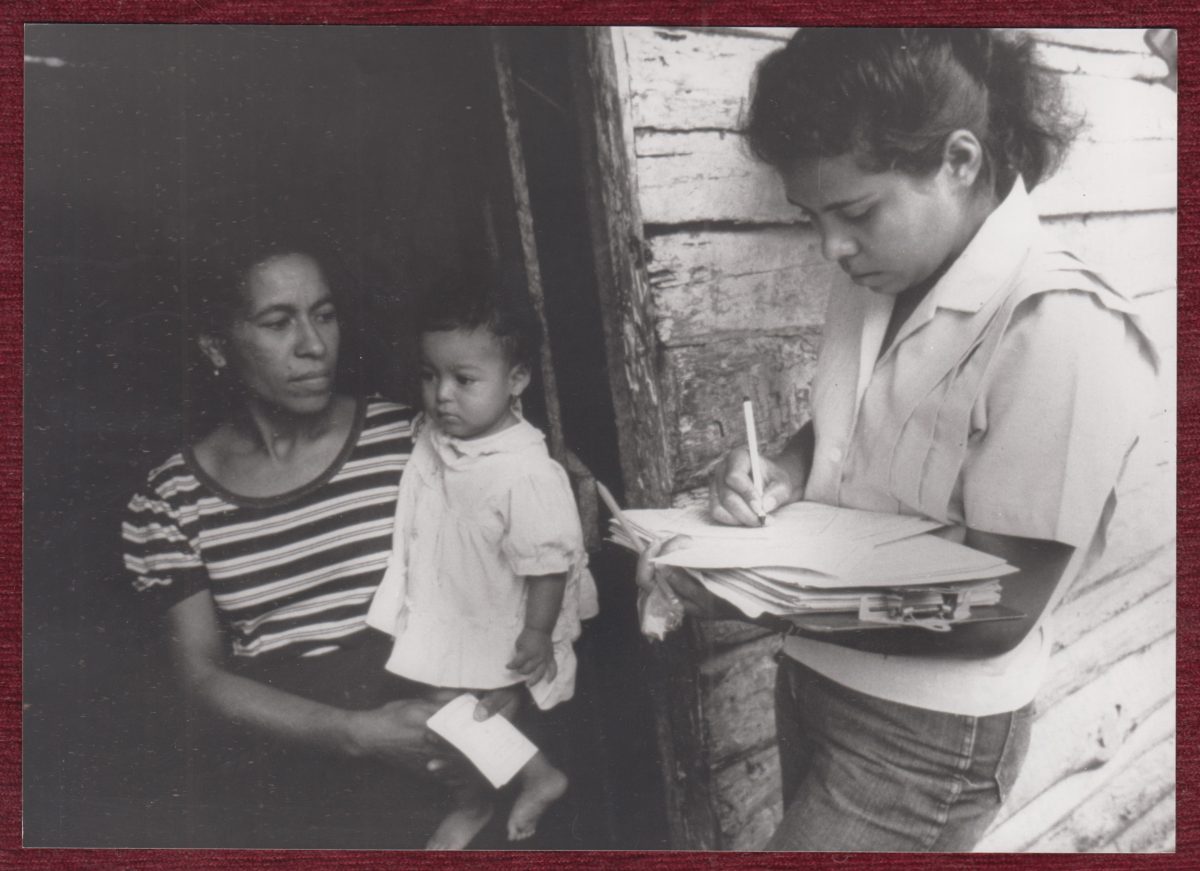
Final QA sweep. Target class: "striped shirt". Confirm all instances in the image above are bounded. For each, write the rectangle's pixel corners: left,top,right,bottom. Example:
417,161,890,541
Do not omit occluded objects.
122,398,415,659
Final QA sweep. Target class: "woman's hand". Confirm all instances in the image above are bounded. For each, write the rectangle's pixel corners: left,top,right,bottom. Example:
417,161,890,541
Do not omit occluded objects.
347,698,456,777
635,536,728,621
709,447,801,527
709,421,814,526
472,685,522,722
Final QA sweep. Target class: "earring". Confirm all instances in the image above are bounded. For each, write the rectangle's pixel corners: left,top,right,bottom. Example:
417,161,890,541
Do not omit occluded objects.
212,363,224,378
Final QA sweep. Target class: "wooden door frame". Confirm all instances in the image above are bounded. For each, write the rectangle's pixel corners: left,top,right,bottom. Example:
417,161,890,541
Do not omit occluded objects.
561,26,719,849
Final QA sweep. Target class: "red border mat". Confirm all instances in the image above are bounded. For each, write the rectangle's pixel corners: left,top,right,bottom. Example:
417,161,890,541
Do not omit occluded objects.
2,3,1193,868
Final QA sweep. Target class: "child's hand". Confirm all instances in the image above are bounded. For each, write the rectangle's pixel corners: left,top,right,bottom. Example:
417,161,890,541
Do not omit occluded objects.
507,627,557,687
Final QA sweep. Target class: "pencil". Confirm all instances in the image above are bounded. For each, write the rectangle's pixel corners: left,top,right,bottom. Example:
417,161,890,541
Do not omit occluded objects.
596,480,643,551
742,396,767,526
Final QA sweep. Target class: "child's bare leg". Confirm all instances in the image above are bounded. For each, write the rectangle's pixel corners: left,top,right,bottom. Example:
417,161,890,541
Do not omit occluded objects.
426,775,494,850
422,686,494,849
507,751,568,842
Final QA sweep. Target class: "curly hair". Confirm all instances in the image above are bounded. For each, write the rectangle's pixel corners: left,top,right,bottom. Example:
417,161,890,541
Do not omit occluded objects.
415,261,543,372
745,28,1079,196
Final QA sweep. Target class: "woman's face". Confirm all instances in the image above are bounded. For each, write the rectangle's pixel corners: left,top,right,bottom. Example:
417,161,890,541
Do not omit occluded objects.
218,252,341,416
779,150,974,296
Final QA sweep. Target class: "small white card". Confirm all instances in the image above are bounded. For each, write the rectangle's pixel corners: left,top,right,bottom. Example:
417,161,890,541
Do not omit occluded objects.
425,693,539,788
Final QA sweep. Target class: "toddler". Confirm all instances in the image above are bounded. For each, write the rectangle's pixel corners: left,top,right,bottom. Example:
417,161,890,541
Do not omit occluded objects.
367,280,597,849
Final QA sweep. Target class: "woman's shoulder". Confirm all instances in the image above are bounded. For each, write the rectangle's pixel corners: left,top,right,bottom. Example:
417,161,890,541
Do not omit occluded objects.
360,396,419,440
127,449,207,522
139,449,200,495
1010,243,1158,365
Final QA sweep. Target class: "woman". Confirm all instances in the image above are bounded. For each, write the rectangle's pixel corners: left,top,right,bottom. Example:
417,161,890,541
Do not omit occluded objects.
121,230,516,847
640,29,1160,851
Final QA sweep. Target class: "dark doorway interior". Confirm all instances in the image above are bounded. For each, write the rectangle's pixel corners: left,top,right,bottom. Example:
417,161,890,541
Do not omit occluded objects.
24,24,665,848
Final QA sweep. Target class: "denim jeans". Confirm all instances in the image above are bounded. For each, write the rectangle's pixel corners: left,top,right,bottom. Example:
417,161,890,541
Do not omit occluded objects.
767,655,1034,852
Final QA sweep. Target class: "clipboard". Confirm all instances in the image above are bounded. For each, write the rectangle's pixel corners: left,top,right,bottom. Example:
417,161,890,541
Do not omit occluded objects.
783,604,1027,634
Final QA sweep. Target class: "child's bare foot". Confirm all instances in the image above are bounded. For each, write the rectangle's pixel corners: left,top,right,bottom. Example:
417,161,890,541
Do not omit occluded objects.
426,799,494,850
507,755,568,842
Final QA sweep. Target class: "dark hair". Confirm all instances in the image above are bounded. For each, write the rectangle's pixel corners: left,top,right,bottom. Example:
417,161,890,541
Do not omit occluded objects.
415,262,542,371
745,28,1078,196
185,222,347,340
181,221,362,432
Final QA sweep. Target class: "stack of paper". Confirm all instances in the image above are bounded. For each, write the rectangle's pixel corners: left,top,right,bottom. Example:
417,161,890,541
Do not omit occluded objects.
608,501,1017,623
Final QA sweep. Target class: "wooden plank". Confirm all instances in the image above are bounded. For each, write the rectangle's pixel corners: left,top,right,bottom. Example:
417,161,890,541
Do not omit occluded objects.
699,633,780,765
1025,734,1175,851
620,27,1172,136
568,27,675,509
664,331,821,489
1041,582,1175,710
1043,211,1176,300
570,29,718,851
648,227,840,346
622,27,776,133
1109,790,1176,852
1035,39,1170,82
981,636,1174,843
1051,544,1174,654
1033,138,1177,216
710,743,784,850
1026,28,1159,55
980,688,1174,850
1061,74,1176,143
636,132,1175,225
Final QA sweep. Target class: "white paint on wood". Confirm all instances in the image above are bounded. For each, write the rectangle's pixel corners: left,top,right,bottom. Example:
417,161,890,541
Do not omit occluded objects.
635,131,1174,225
649,228,841,345
665,333,820,486
1025,28,1160,55
1109,790,1176,852
1052,545,1173,656
978,637,1174,848
1035,40,1170,82
620,28,1172,136
980,697,1174,851
1061,74,1176,143
621,27,770,133
1025,734,1175,851
1041,580,1174,710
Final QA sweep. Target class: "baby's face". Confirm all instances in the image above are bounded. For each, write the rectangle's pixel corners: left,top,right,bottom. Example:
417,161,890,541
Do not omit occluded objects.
419,327,529,440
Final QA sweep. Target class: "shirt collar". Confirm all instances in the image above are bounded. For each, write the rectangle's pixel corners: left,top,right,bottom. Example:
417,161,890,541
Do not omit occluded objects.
927,177,1040,314
427,415,546,465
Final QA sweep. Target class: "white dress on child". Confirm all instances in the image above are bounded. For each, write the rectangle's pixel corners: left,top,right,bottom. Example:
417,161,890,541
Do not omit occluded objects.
366,416,598,710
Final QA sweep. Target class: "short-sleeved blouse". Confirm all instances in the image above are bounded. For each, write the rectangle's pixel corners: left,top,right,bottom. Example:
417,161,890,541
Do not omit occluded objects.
786,180,1161,716
366,417,598,709
122,398,416,659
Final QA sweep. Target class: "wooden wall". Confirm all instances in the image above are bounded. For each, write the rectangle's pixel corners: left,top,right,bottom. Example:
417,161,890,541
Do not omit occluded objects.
609,26,1176,851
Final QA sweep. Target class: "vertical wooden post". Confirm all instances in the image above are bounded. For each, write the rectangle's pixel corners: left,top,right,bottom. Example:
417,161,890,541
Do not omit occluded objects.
567,26,718,850
488,28,566,463
563,26,674,511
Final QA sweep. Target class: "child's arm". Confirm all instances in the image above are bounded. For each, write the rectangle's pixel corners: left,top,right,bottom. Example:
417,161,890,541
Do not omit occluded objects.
507,572,567,687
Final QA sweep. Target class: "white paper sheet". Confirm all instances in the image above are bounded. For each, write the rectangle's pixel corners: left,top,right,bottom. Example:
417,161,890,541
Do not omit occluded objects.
425,693,538,788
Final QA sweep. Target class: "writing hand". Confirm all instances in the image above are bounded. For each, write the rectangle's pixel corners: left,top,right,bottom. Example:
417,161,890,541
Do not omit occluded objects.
708,447,797,527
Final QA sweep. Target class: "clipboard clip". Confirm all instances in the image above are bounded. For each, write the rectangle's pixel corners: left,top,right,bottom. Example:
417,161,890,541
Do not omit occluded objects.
856,589,974,633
